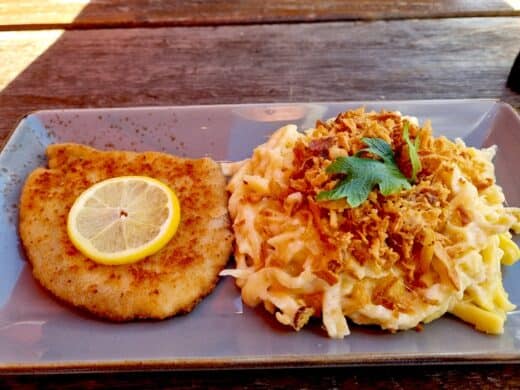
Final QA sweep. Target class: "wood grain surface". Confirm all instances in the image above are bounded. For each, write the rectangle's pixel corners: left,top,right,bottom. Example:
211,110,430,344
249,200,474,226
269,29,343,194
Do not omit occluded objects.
1,364,520,389
0,0,518,29
0,17,518,143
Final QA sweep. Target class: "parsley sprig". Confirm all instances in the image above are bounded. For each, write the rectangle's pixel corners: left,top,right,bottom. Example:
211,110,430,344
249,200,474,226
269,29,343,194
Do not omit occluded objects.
403,122,422,183
316,123,421,207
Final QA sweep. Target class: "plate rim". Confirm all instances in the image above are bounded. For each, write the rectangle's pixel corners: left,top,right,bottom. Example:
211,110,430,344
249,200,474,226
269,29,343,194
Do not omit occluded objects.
2,352,519,374
2,98,511,155
1,99,519,373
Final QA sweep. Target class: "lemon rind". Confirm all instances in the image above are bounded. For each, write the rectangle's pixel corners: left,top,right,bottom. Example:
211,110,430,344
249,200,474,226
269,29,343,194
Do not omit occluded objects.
67,176,180,265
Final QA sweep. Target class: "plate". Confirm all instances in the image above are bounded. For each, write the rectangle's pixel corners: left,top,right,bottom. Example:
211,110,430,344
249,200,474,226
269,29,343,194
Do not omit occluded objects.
1,100,520,373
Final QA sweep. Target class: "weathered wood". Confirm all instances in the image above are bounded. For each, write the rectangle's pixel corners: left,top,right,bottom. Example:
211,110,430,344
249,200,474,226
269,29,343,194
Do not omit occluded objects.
0,0,518,29
1,364,520,388
0,18,518,143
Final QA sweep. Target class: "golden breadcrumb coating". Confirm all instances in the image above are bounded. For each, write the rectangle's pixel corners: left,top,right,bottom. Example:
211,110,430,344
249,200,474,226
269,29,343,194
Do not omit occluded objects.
19,144,233,320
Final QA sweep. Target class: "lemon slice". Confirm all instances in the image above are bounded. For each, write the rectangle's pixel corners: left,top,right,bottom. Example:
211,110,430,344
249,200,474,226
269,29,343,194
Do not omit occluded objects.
67,176,180,265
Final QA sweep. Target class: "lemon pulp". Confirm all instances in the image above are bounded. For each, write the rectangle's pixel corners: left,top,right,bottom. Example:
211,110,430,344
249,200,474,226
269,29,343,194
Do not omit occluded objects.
67,176,180,265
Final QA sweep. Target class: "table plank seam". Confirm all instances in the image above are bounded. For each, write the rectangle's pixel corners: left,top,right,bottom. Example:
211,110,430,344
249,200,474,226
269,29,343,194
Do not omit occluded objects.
0,10,519,32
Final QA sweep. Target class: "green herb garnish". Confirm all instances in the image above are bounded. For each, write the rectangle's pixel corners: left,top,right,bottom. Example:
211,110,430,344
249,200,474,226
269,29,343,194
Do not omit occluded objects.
403,122,422,183
316,125,421,207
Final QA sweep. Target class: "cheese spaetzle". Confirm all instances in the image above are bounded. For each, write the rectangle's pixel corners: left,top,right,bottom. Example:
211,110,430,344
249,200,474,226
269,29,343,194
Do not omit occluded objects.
221,108,519,338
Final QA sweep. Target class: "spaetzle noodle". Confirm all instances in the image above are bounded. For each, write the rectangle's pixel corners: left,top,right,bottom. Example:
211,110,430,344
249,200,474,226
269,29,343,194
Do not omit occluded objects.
221,108,519,338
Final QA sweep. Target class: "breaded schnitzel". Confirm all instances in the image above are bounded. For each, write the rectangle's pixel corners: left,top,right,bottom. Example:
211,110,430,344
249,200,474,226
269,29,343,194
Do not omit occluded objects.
19,144,233,320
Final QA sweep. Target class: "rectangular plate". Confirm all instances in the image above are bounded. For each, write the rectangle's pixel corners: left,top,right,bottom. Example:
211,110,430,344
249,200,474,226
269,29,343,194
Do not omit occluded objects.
1,100,520,373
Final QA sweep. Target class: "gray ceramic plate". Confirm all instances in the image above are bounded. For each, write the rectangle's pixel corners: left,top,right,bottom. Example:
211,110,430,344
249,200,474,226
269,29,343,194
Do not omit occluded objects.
1,100,519,373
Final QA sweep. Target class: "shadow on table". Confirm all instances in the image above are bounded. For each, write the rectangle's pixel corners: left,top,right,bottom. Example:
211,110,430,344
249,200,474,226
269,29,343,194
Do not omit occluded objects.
1,8,519,141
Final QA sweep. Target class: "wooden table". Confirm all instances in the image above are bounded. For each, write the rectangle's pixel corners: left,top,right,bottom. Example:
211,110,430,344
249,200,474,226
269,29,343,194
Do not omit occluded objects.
1,1,519,388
